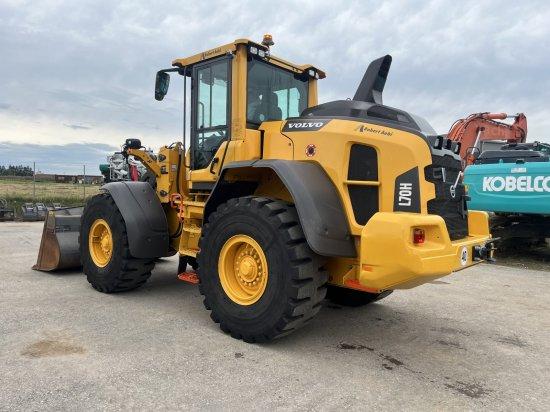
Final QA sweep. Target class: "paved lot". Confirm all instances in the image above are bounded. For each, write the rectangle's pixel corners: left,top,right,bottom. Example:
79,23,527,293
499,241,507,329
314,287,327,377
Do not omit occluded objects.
1,222,549,411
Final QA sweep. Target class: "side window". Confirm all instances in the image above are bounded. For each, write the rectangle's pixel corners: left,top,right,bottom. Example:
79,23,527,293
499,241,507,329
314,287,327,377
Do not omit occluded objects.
193,60,229,170
274,88,302,119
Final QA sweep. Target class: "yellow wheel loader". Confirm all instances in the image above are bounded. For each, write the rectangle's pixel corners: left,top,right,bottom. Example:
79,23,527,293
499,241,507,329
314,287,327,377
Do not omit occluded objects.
35,36,495,342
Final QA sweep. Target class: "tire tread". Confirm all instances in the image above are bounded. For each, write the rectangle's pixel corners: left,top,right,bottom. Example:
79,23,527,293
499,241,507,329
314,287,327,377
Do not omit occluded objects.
81,193,154,293
197,196,327,341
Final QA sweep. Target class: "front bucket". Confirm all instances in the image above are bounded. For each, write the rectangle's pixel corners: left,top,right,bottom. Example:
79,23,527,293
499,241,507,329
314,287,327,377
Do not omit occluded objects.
33,206,83,271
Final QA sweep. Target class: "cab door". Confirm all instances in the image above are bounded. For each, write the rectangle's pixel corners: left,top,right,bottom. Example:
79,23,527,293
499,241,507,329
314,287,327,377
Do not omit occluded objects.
190,56,231,187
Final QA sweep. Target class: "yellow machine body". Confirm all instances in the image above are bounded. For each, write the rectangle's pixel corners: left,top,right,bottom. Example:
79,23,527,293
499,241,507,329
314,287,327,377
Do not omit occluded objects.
123,38,493,294
32,37,499,342
268,119,492,292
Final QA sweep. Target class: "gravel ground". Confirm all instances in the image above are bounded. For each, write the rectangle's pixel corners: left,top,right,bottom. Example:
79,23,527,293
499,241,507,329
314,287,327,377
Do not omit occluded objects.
1,221,549,411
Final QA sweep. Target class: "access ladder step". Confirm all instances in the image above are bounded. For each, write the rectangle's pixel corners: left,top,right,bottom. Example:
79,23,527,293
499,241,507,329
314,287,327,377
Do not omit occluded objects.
183,226,201,234
178,272,200,285
182,200,206,207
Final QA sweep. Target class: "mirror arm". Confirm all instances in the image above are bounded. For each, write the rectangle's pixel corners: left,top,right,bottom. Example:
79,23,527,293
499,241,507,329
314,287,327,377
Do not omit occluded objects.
155,67,186,101
159,67,182,74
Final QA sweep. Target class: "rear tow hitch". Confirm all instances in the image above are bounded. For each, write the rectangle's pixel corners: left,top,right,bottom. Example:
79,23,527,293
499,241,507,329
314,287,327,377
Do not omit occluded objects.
473,238,499,263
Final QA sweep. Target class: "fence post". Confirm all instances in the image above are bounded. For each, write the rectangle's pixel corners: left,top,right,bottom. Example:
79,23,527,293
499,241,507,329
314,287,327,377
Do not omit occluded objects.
33,161,36,201
83,164,86,200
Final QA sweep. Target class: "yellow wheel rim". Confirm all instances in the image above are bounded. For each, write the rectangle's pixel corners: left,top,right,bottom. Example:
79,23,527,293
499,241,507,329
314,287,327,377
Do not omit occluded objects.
218,235,269,306
89,218,113,268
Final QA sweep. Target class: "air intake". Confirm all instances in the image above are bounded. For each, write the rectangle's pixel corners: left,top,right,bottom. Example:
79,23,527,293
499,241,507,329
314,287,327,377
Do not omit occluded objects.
353,55,392,105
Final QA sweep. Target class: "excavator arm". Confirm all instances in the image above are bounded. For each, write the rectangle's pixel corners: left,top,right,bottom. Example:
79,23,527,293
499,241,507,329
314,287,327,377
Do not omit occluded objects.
447,112,527,164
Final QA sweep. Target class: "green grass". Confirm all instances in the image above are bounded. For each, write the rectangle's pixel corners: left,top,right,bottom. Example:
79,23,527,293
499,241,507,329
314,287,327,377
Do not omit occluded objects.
0,178,101,217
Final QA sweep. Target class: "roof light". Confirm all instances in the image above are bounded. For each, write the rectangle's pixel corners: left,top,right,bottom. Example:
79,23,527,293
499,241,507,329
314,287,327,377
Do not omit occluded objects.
262,34,274,47
249,46,258,55
308,69,315,77
314,72,319,79
258,49,266,58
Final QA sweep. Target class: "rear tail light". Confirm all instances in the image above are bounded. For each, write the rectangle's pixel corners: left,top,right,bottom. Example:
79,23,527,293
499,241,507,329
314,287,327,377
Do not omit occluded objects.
413,228,425,245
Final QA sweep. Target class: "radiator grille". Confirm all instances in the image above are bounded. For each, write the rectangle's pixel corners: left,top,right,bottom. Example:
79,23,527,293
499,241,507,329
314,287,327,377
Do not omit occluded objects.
348,144,378,181
347,144,379,225
425,154,469,240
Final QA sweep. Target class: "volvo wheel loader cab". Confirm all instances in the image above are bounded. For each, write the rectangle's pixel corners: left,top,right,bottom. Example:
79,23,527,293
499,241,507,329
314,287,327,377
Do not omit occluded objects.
41,36,495,342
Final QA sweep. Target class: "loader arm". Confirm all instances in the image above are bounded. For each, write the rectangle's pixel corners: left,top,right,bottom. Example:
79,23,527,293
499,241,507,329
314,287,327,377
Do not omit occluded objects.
126,148,162,177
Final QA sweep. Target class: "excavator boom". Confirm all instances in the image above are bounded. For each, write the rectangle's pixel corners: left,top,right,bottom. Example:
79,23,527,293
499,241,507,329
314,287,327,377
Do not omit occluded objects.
448,112,527,163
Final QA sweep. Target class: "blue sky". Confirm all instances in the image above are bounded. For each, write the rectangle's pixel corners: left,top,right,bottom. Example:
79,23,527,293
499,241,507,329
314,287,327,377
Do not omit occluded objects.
1,0,549,172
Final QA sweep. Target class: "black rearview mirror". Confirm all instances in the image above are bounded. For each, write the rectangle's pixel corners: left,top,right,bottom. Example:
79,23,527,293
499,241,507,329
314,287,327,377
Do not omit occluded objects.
155,71,170,101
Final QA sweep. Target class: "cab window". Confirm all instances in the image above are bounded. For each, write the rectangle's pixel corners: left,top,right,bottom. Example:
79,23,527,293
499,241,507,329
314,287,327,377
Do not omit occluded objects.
192,59,230,170
247,58,308,126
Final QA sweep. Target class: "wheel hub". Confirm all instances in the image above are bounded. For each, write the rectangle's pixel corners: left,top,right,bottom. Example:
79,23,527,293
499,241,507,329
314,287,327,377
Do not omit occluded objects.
89,218,113,268
218,235,268,305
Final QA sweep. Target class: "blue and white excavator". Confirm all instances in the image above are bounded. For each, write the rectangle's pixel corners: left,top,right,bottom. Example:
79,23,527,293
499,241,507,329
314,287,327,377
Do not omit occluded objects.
465,140,550,242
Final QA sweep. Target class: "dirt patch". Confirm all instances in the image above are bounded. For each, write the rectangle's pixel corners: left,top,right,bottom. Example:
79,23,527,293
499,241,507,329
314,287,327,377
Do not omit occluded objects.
495,335,528,348
383,355,404,366
496,244,550,271
436,339,465,350
337,342,374,351
21,338,86,358
433,326,471,337
445,380,491,399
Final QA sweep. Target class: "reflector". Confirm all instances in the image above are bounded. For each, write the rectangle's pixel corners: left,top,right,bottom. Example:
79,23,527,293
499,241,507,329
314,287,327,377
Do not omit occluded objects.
413,228,425,244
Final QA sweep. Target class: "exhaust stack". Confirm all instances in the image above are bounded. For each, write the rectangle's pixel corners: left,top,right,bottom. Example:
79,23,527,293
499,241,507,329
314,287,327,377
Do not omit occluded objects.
353,55,392,105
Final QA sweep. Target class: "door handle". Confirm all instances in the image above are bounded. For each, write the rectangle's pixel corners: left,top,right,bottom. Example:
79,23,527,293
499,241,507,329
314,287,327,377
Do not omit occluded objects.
210,157,219,174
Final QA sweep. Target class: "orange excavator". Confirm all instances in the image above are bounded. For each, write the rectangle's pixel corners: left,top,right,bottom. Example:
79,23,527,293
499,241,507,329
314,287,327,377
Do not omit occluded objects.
447,112,527,165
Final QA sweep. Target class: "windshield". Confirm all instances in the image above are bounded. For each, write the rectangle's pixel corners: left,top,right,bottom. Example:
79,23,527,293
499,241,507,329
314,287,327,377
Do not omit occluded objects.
247,58,308,125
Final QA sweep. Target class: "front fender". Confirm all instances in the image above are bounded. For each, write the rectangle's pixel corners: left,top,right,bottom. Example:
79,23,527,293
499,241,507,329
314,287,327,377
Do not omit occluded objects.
102,182,170,258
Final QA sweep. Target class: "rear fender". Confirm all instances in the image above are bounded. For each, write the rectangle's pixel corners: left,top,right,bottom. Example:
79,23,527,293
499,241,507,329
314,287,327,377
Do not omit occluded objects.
205,160,356,258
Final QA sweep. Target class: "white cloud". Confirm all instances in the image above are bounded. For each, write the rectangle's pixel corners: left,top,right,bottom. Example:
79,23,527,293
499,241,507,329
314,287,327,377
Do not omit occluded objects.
0,0,549,151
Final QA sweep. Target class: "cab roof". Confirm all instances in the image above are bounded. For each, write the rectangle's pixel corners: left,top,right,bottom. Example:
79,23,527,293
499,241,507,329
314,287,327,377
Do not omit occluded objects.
171,38,326,79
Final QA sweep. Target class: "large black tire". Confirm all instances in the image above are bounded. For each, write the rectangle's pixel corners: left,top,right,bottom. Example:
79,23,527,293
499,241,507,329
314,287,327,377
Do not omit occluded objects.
197,196,327,342
80,193,155,293
326,286,393,307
